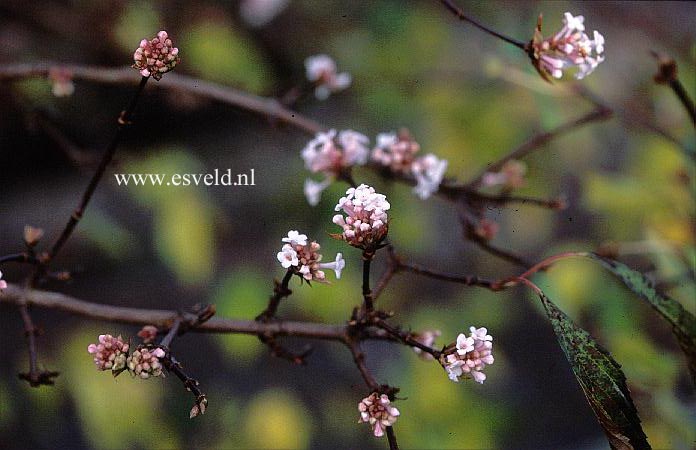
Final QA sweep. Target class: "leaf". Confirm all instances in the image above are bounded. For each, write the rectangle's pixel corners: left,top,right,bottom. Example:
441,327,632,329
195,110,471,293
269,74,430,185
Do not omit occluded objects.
536,288,651,450
587,253,696,384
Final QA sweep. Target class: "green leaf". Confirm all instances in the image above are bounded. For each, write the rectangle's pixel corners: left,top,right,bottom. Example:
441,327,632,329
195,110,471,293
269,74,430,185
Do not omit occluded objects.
536,288,650,450
587,253,696,384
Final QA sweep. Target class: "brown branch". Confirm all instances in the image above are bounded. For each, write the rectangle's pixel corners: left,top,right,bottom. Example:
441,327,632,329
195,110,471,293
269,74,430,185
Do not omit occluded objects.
0,253,38,265
466,106,612,188
397,261,499,289
652,52,696,126
0,284,395,342
38,76,149,271
344,337,380,391
373,318,441,359
439,0,526,49
0,62,322,135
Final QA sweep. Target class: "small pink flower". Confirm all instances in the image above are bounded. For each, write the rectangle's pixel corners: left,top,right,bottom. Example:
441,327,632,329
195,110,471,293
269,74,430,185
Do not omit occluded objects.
127,346,166,379
442,326,494,384
48,68,75,97
474,219,500,241
332,184,390,250
132,30,180,80
301,129,370,205
371,130,421,174
358,393,400,438
305,54,351,100
0,270,7,290
412,329,441,360
87,334,130,372
531,12,605,81
137,325,159,344
481,160,527,189
276,231,344,282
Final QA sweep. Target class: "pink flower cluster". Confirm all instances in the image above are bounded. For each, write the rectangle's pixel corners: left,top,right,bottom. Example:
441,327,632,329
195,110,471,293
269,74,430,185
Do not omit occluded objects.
276,230,344,282
87,334,130,372
132,31,180,80
358,393,400,438
332,184,390,249
127,347,166,379
302,129,370,205
443,326,494,384
532,12,605,81
371,131,421,173
305,54,352,100
481,160,526,190
371,131,448,200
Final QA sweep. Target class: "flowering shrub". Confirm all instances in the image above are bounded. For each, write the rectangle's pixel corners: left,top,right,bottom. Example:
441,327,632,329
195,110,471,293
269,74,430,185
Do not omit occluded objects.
1,4,694,450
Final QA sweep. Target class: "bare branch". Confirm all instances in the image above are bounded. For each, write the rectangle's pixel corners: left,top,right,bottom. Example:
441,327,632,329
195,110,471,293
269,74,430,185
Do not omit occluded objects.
0,62,323,135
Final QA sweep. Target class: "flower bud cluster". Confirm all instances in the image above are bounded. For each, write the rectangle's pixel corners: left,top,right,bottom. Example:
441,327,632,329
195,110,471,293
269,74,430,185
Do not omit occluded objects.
127,347,166,379
371,130,448,200
132,31,180,80
358,392,400,438
87,334,130,372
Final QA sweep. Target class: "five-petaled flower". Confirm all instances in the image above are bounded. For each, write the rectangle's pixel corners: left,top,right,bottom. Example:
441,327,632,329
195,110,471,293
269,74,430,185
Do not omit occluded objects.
276,230,345,282
87,334,130,373
441,326,494,384
358,392,400,438
127,346,166,379
530,12,605,81
132,30,180,80
305,54,352,100
332,184,390,250
301,129,370,205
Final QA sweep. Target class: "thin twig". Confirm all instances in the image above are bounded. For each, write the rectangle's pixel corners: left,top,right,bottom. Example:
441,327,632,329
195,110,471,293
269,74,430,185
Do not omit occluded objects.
373,318,441,359
344,337,380,391
256,270,294,321
439,0,526,49
362,255,374,312
652,52,696,126
162,353,208,419
0,253,38,265
0,63,322,135
386,426,400,450
466,106,612,188
398,261,499,289
40,76,149,269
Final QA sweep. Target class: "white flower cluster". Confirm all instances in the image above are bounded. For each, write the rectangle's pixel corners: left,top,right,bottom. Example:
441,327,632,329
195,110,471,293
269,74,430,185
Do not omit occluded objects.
302,129,370,205
358,393,400,438
371,131,448,200
443,326,494,384
533,12,605,80
333,184,390,249
305,54,352,100
276,230,344,282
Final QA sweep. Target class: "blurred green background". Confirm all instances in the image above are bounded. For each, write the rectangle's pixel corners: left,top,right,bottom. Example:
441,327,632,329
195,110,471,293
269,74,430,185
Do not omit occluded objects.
0,1,694,449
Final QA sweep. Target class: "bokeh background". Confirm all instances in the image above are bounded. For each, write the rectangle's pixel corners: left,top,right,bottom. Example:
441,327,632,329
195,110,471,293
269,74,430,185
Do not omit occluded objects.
0,1,694,449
